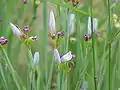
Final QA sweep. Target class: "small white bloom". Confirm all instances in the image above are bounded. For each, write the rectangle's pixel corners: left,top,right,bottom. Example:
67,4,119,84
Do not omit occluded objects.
33,52,39,66
61,51,73,62
68,13,75,35
88,17,98,35
49,10,56,32
54,49,73,63
10,23,21,37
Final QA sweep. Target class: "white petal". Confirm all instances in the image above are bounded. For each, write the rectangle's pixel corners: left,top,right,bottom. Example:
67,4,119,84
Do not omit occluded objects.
10,23,21,37
61,51,72,62
93,18,98,32
54,49,61,63
33,52,39,66
87,17,98,35
69,13,75,35
49,11,56,32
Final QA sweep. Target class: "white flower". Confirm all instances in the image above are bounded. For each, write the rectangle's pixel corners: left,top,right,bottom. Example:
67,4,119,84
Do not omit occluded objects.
33,52,39,66
49,10,56,32
54,49,73,63
10,23,21,37
68,13,75,35
88,17,98,35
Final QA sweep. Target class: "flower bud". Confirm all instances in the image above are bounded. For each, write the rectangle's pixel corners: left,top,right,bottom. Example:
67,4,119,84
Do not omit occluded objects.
10,23,21,37
23,25,30,33
68,13,75,35
49,11,56,32
23,0,27,4
33,52,40,66
0,37,8,45
84,34,91,41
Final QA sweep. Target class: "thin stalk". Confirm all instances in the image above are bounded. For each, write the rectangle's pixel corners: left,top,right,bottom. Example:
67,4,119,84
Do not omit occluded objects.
90,0,97,90
107,0,111,89
2,48,21,90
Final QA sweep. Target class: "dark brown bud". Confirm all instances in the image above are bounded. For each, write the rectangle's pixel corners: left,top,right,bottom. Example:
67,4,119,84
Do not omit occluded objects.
0,37,8,45
57,31,64,37
84,34,91,41
31,36,39,41
51,33,56,40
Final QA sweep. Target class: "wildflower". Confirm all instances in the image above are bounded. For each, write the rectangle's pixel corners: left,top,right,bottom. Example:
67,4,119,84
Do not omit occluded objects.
54,49,74,63
0,37,8,45
68,13,75,35
33,52,39,66
84,16,98,41
10,23,21,37
49,10,56,32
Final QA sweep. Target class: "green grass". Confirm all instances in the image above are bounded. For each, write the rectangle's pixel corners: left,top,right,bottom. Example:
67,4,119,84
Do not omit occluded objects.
0,0,120,90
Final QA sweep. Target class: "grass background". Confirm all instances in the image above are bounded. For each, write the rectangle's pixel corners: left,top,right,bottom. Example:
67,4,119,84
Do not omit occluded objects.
0,0,120,90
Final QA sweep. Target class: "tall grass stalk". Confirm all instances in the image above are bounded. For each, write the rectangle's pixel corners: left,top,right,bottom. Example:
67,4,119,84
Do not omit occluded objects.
90,0,97,90
107,0,111,89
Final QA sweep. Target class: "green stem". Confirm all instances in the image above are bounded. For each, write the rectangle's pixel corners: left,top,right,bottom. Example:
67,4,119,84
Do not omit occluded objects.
2,48,21,90
90,0,97,90
107,0,111,89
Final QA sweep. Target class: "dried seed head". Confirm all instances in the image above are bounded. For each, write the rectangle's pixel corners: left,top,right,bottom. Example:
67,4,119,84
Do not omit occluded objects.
84,34,91,41
23,25,30,33
0,37,8,45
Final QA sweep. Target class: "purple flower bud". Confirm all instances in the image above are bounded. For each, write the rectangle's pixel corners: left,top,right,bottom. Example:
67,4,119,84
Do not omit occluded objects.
0,37,8,45
20,34,27,39
57,31,64,37
23,25,30,33
23,0,27,4
84,34,91,41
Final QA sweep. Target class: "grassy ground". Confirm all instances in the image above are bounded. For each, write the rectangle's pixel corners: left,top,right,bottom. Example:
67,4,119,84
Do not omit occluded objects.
0,0,120,90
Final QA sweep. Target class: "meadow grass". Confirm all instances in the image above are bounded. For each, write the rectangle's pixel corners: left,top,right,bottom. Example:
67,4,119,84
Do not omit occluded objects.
0,0,120,90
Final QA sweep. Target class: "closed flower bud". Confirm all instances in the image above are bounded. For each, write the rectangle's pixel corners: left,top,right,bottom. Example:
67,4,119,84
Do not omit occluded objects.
33,52,40,66
23,25,30,33
68,13,75,35
88,17,98,36
49,11,56,32
10,23,21,37
23,0,27,4
0,37,8,45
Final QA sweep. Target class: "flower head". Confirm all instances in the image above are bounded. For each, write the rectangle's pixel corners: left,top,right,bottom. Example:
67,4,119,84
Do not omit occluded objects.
49,10,56,32
10,23,21,37
33,52,40,66
0,37,8,45
54,49,74,63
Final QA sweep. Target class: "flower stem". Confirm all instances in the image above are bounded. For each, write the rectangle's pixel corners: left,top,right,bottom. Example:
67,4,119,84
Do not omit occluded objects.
90,0,97,90
2,48,21,90
107,0,111,89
